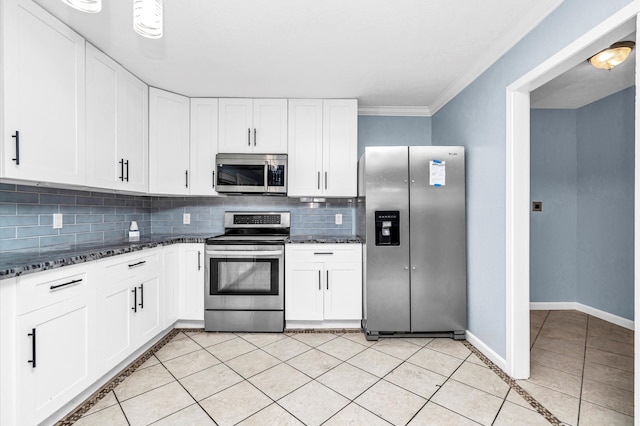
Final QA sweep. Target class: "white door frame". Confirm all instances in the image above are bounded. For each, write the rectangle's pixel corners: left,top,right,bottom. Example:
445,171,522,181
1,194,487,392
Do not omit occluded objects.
505,2,639,380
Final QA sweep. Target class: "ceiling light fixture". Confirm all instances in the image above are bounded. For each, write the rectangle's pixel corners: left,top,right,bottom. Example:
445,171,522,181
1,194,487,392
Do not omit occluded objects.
588,41,635,70
61,0,101,13
133,0,163,39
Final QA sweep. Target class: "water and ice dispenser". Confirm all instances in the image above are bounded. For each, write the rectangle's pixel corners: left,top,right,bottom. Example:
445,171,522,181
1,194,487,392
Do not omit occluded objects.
375,211,400,246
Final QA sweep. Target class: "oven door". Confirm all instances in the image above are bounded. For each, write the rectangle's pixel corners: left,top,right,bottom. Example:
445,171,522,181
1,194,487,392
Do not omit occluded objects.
205,244,284,310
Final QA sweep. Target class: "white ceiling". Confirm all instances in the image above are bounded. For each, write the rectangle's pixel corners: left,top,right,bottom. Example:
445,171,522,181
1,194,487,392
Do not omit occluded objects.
36,0,565,114
531,33,636,109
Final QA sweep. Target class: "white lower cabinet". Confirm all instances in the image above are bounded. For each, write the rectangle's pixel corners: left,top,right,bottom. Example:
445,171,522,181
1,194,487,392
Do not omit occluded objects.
179,244,205,321
285,244,362,328
13,263,96,426
96,249,162,374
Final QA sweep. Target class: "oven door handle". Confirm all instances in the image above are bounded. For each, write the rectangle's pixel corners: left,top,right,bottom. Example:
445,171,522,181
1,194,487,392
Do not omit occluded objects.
206,250,283,257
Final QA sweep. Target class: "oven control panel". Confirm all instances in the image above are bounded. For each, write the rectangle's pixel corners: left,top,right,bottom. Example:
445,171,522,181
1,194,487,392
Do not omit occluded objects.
224,211,291,229
234,214,281,225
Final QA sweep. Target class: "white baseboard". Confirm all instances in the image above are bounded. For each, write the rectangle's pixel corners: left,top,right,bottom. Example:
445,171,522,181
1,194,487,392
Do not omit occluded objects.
465,330,507,372
530,302,634,330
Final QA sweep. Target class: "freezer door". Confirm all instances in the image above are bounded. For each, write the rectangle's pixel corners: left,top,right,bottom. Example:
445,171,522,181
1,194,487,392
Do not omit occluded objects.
409,146,466,332
364,147,411,332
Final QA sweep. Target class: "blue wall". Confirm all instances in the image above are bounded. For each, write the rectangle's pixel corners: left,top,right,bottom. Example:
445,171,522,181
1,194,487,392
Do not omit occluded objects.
358,116,431,158
432,0,634,357
576,87,635,319
530,109,578,303
530,87,635,321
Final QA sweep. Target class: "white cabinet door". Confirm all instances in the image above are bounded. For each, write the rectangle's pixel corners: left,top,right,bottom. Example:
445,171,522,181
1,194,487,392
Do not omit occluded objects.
179,244,205,321
135,276,162,344
149,88,190,195
118,68,148,192
218,98,253,154
86,44,148,192
287,99,323,197
324,263,362,320
190,99,219,195
2,0,85,185
163,245,180,327
285,261,324,321
96,275,136,372
85,43,119,190
252,99,288,154
322,100,358,197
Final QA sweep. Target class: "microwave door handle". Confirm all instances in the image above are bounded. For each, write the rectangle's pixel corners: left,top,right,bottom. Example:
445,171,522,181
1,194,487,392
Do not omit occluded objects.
264,161,269,192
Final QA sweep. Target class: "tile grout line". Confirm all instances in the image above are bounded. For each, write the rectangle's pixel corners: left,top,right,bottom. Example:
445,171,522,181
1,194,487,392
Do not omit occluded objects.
462,340,560,425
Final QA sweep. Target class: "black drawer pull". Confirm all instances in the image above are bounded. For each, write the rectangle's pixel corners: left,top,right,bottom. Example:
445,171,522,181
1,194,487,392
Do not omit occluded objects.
12,131,20,165
128,261,146,268
132,288,137,312
119,159,124,181
125,160,130,182
313,252,334,255
50,278,83,290
28,328,36,368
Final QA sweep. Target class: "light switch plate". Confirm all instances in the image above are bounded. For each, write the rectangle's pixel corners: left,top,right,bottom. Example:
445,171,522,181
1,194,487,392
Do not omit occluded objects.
335,214,343,225
53,213,63,229
183,213,191,224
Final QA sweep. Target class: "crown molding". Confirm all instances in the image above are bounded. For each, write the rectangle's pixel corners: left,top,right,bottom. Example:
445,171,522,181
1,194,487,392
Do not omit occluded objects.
358,106,432,117
428,0,565,114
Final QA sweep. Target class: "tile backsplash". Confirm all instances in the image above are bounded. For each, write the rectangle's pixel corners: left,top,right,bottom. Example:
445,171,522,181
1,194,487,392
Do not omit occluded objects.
0,184,355,253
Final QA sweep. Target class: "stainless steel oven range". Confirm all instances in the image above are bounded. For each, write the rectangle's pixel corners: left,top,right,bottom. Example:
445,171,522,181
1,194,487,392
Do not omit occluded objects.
204,211,290,332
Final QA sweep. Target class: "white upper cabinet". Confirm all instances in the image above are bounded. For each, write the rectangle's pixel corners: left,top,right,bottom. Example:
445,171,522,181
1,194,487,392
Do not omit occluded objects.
85,44,148,192
288,99,357,197
218,99,287,154
1,0,86,185
190,99,219,196
149,88,191,195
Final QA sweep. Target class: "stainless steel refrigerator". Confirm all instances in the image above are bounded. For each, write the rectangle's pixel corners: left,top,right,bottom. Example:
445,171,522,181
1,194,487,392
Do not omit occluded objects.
358,146,466,340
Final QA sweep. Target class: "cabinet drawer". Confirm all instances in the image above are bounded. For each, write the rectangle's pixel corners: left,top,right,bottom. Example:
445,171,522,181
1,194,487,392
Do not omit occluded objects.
99,249,160,280
286,244,362,263
16,263,93,315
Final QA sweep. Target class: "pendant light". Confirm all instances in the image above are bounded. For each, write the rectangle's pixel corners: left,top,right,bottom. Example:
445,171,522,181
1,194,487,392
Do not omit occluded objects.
588,41,635,70
133,0,163,39
61,0,101,13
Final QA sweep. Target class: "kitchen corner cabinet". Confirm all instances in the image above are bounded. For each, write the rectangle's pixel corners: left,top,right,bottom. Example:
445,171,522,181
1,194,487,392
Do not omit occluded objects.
14,263,97,426
179,244,205,321
85,44,148,192
218,98,288,154
96,250,162,374
288,99,357,197
1,0,86,185
190,99,220,196
149,88,190,195
285,244,362,328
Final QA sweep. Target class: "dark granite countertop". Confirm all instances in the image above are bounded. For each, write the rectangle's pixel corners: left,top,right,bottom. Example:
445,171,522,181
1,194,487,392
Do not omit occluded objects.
0,235,210,279
287,235,364,244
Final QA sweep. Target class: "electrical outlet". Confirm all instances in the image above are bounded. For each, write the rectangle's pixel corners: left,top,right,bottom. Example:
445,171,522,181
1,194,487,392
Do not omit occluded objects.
335,214,343,225
53,213,63,229
183,213,191,225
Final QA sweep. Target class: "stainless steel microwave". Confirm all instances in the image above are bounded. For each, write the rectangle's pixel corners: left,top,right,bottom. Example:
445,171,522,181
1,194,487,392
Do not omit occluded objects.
215,154,287,195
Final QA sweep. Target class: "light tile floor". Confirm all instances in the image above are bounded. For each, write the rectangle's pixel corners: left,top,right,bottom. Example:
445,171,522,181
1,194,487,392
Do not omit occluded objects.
66,311,633,425
526,310,634,425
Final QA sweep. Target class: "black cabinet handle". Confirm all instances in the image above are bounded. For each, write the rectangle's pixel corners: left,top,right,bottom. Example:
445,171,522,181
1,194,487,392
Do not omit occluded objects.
138,283,144,309
325,172,328,190
132,288,137,312
128,261,146,268
185,170,188,188
247,128,251,146
317,172,320,190
318,270,321,291
313,252,334,255
12,131,19,165
326,270,329,290
119,159,124,181
212,171,215,188
254,128,257,146
125,160,129,182
198,251,201,270
50,278,82,291
27,328,36,368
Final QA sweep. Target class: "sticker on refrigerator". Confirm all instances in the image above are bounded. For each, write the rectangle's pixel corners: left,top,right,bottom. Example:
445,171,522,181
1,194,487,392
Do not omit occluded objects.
429,160,446,186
